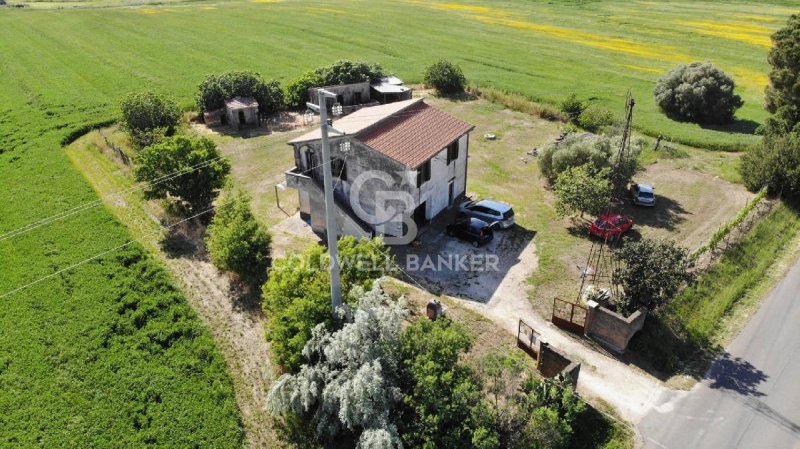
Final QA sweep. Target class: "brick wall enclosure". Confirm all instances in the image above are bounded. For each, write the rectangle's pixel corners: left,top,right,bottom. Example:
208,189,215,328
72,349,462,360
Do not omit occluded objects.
585,300,647,354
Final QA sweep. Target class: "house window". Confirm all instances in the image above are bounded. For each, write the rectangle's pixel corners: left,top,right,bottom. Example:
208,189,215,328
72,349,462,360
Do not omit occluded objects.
446,140,460,164
416,160,431,187
331,158,347,182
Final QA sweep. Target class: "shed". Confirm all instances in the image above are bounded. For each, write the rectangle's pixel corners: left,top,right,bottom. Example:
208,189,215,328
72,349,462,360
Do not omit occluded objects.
371,77,413,104
225,97,259,127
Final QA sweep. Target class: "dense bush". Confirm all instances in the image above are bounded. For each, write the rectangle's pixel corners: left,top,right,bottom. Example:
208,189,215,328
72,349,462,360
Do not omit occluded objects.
613,238,695,315
206,189,271,286
559,93,585,124
764,15,800,136
119,91,181,148
578,104,614,133
539,134,641,183
554,165,611,217
196,71,284,115
424,59,467,95
741,131,800,197
261,237,393,371
133,135,230,215
284,60,385,109
654,62,743,125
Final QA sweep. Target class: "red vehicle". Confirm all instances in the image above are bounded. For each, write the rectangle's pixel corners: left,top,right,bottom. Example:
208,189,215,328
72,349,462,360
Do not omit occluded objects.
588,213,633,240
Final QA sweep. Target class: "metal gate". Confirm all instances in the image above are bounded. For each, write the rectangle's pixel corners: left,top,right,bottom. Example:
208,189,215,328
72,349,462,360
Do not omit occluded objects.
552,298,588,335
517,319,541,360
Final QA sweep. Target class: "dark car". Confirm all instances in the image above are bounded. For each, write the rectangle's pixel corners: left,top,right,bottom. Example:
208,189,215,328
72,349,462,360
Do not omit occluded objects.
446,217,494,247
458,199,515,228
588,213,633,240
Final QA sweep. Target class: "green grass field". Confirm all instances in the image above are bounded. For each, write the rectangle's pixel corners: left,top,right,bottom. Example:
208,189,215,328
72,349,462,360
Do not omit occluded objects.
0,0,796,445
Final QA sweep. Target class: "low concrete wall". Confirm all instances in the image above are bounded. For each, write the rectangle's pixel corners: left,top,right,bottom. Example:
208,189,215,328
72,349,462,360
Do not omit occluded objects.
537,342,580,388
585,301,646,354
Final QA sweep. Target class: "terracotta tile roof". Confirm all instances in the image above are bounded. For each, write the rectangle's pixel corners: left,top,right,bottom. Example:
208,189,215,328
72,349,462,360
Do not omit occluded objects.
357,101,474,168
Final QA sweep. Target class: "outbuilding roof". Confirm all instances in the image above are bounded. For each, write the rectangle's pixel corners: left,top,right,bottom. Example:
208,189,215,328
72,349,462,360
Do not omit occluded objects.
289,98,474,168
225,96,259,109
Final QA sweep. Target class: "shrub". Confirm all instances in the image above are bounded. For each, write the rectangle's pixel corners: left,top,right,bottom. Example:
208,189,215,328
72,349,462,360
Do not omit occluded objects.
613,238,695,315
285,71,325,109
554,165,611,217
261,237,393,371
119,91,181,148
741,131,800,197
206,189,272,286
133,135,230,215
654,62,743,125
284,60,385,109
423,59,467,95
196,71,284,115
539,134,641,183
559,93,585,124
577,104,614,133
765,15,800,135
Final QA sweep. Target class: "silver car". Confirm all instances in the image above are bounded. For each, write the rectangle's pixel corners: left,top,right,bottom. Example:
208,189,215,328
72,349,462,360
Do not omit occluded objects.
630,183,656,207
458,199,515,228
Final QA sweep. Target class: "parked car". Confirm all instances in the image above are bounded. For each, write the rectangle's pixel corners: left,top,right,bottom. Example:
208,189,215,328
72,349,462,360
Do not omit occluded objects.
446,217,494,247
588,213,633,240
458,199,515,228
630,183,656,207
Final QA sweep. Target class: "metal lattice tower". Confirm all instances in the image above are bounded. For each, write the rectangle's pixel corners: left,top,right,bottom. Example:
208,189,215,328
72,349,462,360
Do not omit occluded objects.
576,93,635,303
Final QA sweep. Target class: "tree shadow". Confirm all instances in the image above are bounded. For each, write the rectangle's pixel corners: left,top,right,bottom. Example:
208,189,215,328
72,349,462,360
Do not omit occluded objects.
706,352,767,397
700,118,761,136
625,195,690,232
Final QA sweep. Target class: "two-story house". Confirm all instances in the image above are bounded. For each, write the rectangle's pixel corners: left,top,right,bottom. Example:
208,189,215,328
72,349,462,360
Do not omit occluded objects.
284,98,474,243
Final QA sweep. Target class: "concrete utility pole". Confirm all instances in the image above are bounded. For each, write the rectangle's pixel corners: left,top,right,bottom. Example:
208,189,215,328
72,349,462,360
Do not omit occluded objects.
309,89,343,318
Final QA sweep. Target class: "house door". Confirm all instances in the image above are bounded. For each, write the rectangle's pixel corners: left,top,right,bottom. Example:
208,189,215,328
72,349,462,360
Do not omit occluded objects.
414,202,427,227
305,148,316,180
448,180,455,206
238,110,246,125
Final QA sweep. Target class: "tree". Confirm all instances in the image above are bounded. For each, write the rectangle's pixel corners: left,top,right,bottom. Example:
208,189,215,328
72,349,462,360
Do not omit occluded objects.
267,286,406,449
559,93,585,124
765,15,800,136
741,130,800,196
398,317,493,449
513,376,584,449
205,189,272,286
613,238,695,314
539,134,641,183
285,71,325,109
119,91,181,148
284,61,385,109
424,59,467,95
654,61,743,125
196,71,284,115
553,165,611,217
262,237,394,371
133,135,230,215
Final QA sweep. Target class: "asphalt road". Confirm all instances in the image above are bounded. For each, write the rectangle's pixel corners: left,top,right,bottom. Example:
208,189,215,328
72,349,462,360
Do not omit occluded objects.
639,257,800,449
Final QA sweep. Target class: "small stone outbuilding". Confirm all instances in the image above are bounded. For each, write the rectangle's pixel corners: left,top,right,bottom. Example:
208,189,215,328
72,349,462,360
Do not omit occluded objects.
225,97,259,127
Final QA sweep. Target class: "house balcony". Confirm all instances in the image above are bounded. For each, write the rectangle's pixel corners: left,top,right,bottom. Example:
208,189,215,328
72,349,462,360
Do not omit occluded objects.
285,166,313,190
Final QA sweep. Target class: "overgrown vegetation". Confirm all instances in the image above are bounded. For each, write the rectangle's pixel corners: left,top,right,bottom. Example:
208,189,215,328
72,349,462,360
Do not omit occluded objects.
133,135,230,216
261,237,393,372
539,134,641,183
196,71,284,115
206,189,272,286
424,59,467,96
654,62,743,125
284,60,385,108
120,91,181,148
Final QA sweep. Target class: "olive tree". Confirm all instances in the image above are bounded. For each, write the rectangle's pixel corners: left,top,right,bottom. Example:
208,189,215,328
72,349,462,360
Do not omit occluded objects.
205,189,271,286
120,91,181,148
267,286,406,449
424,59,467,95
654,61,743,125
539,134,641,183
133,135,230,215
613,238,695,314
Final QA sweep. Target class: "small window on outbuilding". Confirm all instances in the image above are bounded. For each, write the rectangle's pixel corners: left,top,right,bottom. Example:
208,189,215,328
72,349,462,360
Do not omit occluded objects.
417,160,431,187
446,140,459,164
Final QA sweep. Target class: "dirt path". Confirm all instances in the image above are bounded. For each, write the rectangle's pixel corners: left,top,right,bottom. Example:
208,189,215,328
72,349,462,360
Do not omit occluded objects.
452,238,669,425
